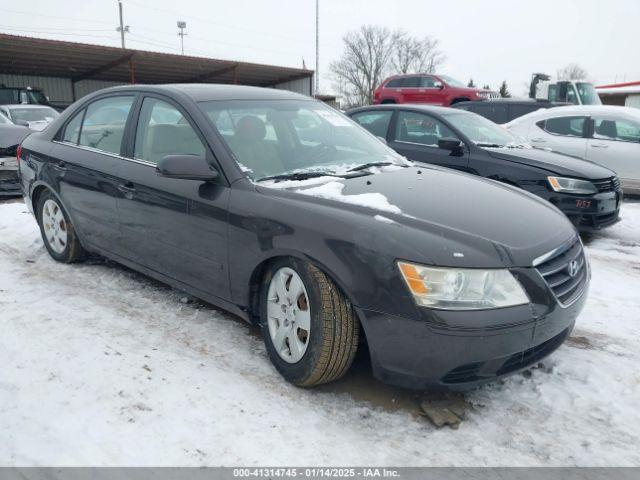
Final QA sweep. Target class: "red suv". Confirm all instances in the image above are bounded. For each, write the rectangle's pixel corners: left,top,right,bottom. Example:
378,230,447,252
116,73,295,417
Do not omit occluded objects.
373,74,499,106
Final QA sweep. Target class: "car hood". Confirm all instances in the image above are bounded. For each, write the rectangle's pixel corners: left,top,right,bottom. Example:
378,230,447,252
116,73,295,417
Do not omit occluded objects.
485,146,615,179
266,166,577,268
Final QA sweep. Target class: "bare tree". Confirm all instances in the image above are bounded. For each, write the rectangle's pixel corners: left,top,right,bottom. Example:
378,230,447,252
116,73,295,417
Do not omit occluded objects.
390,32,444,75
329,25,397,107
557,63,589,80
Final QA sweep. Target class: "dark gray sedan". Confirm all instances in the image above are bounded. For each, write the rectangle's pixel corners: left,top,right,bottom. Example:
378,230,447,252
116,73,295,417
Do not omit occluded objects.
17,84,589,390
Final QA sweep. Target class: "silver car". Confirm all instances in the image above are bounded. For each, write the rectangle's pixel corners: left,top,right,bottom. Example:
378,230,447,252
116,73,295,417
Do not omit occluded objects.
506,105,640,195
0,104,59,132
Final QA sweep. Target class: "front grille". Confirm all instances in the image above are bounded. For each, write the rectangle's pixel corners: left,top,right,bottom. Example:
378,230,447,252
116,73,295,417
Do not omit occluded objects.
496,328,569,376
579,211,619,228
535,239,588,306
592,177,620,193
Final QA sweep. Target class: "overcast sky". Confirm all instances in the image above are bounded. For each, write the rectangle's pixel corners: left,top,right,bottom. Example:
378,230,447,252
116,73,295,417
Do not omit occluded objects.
2,0,639,96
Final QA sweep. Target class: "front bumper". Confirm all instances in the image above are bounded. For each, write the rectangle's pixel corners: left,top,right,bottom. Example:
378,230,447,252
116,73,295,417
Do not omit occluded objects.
552,189,623,232
0,157,20,197
358,265,588,391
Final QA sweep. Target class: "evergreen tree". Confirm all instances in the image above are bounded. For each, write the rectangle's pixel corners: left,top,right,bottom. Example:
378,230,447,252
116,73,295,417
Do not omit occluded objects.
482,84,491,90
499,80,510,98
467,78,475,87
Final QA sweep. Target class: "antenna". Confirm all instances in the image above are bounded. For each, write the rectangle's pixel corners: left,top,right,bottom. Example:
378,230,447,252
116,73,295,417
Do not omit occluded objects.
177,20,187,55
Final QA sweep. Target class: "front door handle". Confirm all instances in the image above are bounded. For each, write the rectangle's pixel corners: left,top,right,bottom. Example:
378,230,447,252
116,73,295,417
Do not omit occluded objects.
591,143,609,148
117,182,137,199
52,161,67,171
530,138,547,143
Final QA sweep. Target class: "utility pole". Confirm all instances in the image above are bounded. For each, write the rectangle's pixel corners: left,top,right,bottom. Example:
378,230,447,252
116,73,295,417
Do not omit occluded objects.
315,0,319,95
116,0,130,49
177,21,187,55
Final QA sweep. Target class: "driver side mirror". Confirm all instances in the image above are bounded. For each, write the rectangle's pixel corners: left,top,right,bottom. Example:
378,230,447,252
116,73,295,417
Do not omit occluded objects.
434,82,444,90
438,137,464,152
157,155,219,181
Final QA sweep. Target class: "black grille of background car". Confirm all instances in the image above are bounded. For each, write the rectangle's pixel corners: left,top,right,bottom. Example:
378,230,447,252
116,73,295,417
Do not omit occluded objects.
592,177,620,193
535,239,588,306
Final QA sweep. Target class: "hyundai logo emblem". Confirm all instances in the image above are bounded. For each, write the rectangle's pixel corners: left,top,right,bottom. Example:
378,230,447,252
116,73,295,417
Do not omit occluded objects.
567,260,580,278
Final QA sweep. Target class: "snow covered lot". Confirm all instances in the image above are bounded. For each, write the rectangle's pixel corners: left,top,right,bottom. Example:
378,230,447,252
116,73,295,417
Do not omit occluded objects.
1,199,639,466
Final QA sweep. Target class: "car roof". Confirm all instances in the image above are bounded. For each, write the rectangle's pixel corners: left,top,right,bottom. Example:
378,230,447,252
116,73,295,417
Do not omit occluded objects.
0,104,56,110
89,83,310,102
507,104,640,125
347,103,470,117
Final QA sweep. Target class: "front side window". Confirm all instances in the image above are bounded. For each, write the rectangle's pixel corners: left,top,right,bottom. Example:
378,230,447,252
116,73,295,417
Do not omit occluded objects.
351,111,393,138
593,117,640,143
539,116,586,137
200,100,402,180
134,97,206,164
566,85,578,105
420,76,438,88
79,96,134,155
577,83,602,105
394,111,457,146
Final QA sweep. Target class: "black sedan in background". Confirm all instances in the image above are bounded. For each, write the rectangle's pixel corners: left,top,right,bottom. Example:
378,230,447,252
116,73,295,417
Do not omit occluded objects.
347,104,622,231
18,84,588,390
451,98,570,124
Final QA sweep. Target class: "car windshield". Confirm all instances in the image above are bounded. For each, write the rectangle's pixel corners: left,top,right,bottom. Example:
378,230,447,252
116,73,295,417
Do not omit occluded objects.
10,107,59,123
576,83,602,105
199,100,405,181
439,75,466,88
445,112,518,147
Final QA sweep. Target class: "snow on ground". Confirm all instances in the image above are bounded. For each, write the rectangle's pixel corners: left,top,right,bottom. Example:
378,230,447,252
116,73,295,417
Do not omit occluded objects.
0,199,639,466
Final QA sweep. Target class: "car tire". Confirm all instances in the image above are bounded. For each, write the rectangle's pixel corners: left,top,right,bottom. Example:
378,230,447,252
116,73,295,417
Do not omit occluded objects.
260,258,359,387
36,190,85,263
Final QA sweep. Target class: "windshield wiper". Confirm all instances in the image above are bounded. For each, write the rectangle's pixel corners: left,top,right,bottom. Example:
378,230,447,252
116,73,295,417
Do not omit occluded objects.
256,171,341,183
347,161,395,172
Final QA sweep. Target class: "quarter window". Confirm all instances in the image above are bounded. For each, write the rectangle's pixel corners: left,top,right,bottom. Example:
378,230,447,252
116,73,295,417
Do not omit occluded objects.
394,111,457,146
592,117,640,143
134,97,206,164
350,111,393,138
62,110,84,144
538,116,586,137
78,96,134,155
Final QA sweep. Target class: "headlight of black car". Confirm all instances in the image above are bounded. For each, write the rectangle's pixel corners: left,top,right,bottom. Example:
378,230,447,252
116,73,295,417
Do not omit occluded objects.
398,261,529,310
547,176,597,195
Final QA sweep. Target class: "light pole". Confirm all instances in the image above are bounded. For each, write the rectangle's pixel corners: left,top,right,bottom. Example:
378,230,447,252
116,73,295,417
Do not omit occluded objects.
116,0,130,49
315,0,319,95
177,21,187,55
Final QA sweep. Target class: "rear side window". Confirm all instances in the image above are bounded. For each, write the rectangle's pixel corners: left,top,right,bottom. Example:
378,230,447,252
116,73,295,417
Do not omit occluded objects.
400,77,421,88
538,116,586,137
78,96,134,155
385,78,402,88
394,111,458,146
468,104,508,124
62,110,85,144
134,97,206,164
592,117,640,143
350,111,393,138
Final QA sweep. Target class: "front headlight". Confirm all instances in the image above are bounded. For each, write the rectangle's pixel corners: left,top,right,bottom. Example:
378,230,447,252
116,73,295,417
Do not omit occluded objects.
397,261,529,310
547,176,597,194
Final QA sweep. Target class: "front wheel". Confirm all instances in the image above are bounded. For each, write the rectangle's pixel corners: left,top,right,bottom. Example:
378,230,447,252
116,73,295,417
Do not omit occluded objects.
37,190,85,263
260,258,359,387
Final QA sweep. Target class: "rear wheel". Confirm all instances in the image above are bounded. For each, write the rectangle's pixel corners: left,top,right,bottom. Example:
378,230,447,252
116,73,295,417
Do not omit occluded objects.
260,258,359,387
37,190,85,263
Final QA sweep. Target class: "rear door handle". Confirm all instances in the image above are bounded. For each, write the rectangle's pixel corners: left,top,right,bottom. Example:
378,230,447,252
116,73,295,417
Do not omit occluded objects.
591,143,609,148
530,138,547,143
117,182,137,199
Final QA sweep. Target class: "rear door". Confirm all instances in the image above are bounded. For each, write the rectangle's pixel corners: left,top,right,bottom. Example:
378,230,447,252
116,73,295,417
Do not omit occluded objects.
50,94,136,253
530,115,589,158
350,110,394,140
586,115,640,181
115,94,231,301
389,110,469,170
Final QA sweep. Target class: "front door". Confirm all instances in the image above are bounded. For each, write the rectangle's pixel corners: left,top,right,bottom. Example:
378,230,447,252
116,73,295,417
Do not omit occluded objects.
115,95,231,301
389,110,469,171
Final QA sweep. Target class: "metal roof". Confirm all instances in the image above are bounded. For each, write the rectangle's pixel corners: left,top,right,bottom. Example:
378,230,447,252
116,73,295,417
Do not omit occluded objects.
0,33,313,88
